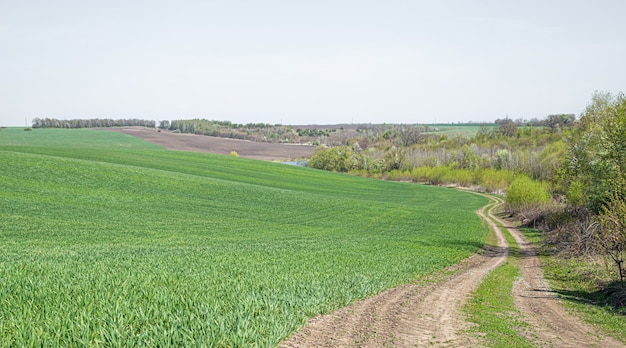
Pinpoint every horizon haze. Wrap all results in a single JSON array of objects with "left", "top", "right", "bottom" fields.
[{"left": 1, "top": 0, "right": 625, "bottom": 127}]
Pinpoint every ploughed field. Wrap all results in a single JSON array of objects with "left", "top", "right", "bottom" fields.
[{"left": 0, "top": 128, "right": 488, "bottom": 347}]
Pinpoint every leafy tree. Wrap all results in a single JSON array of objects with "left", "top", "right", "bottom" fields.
[
  {"left": 545, "top": 114, "right": 575, "bottom": 133},
  {"left": 307, "top": 146, "right": 355, "bottom": 172},
  {"left": 563, "top": 92, "right": 626, "bottom": 212}
]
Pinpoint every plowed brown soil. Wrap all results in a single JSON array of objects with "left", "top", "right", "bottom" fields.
[{"left": 101, "top": 127, "right": 315, "bottom": 160}]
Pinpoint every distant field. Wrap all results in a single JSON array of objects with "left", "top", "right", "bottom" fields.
[
  {"left": 295, "top": 123, "right": 494, "bottom": 138},
  {"left": 423, "top": 124, "right": 495, "bottom": 137},
  {"left": 0, "top": 128, "right": 488, "bottom": 346}
]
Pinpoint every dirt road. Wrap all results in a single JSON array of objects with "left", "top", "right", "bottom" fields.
[{"left": 280, "top": 195, "right": 624, "bottom": 347}]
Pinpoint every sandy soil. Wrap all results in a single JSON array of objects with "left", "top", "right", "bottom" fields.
[{"left": 100, "top": 127, "right": 316, "bottom": 161}]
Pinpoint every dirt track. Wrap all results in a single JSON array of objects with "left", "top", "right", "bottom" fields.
[
  {"left": 101, "top": 127, "right": 315, "bottom": 161},
  {"left": 280, "top": 196, "right": 624, "bottom": 347},
  {"left": 505, "top": 221, "right": 624, "bottom": 347}
]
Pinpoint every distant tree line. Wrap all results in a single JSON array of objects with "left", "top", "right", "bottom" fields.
[
  {"left": 308, "top": 119, "right": 569, "bottom": 188},
  {"left": 32, "top": 118, "right": 156, "bottom": 129},
  {"left": 165, "top": 119, "right": 308, "bottom": 144}
]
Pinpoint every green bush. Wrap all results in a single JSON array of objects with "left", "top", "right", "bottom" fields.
[
  {"left": 307, "top": 146, "right": 354, "bottom": 172},
  {"left": 506, "top": 175, "right": 551, "bottom": 213},
  {"left": 479, "top": 169, "right": 515, "bottom": 193}
]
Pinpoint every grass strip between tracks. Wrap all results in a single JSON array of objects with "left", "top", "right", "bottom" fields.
[{"left": 464, "top": 199, "right": 535, "bottom": 347}]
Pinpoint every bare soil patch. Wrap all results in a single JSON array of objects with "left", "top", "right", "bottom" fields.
[{"left": 100, "top": 127, "right": 315, "bottom": 161}]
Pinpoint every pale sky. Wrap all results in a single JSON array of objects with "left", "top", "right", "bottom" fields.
[{"left": 1, "top": 0, "right": 625, "bottom": 126}]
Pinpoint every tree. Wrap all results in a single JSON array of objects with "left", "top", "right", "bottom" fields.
[
  {"left": 396, "top": 125, "right": 423, "bottom": 147},
  {"left": 563, "top": 92, "right": 626, "bottom": 212},
  {"left": 545, "top": 114, "right": 575, "bottom": 133},
  {"left": 495, "top": 118, "right": 518, "bottom": 137},
  {"left": 307, "top": 146, "right": 355, "bottom": 172}
]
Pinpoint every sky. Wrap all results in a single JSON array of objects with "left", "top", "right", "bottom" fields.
[{"left": 1, "top": 0, "right": 625, "bottom": 126}]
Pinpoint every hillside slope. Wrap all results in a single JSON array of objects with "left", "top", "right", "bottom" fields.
[{"left": 0, "top": 128, "right": 488, "bottom": 346}]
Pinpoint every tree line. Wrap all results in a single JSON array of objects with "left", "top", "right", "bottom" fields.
[{"left": 32, "top": 118, "right": 156, "bottom": 128}]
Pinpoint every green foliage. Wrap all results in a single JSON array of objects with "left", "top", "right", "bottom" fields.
[
  {"left": 32, "top": 117, "right": 156, "bottom": 128},
  {"left": 494, "top": 149, "right": 510, "bottom": 170},
  {"left": 382, "top": 146, "right": 406, "bottom": 170},
  {"left": 159, "top": 120, "right": 170, "bottom": 129},
  {"left": 0, "top": 128, "right": 489, "bottom": 346},
  {"left": 167, "top": 119, "right": 304, "bottom": 143},
  {"left": 538, "top": 140, "right": 566, "bottom": 182},
  {"left": 505, "top": 175, "right": 551, "bottom": 213},
  {"left": 596, "top": 189, "right": 626, "bottom": 288},
  {"left": 564, "top": 91, "right": 626, "bottom": 212},
  {"left": 405, "top": 166, "right": 513, "bottom": 193},
  {"left": 479, "top": 169, "right": 516, "bottom": 193},
  {"left": 307, "top": 146, "right": 356, "bottom": 172}
]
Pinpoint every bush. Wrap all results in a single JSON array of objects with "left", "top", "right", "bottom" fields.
[
  {"left": 308, "top": 146, "right": 355, "bottom": 172},
  {"left": 505, "top": 175, "right": 551, "bottom": 214},
  {"left": 481, "top": 169, "right": 515, "bottom": 194}
]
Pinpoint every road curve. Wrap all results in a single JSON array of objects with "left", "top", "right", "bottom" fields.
[{"left": 280, "top": 195, "right": 509, "bottom": 347}]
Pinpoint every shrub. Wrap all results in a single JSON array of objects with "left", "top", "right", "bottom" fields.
[
  {"left": 595, "top": 191, "right": 626, "bottom": 288},
  {"left": 476, "top": 169, "right": 514, "bottom": 194},
  {"left": 505, "top": 175, "right": 551, "bottom": 214},
  {"left": 308, "top": 146, "right": 355, "bottom": 172}
]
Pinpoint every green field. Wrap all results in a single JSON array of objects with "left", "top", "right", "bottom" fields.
[
  {"left": 0, "top": 128, "right": 488, "bottom": 347},
  {"left": 423, "top": 123, "right": 495, "bottom": 137}
]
